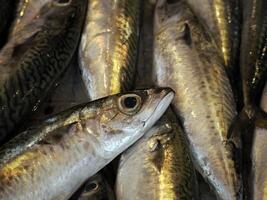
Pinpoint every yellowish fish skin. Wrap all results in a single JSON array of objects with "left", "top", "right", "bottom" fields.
[
  {"left": 185, "top": 0, "right": 240, "bottom": 73},
  {"left": 251, "top": 84, "right": 267, "bottom": 200},
  {"left": 116, "top": 109, "right": 199, "bottom": 200},
  {"left": 153, "top": 1, "right": 242, "bottom": 200},
  {"left": 79, "top": 0, "right": 141, "bottom": 100},
  {"left": 0, "top": 88, "right": 174, "bottom": 200}
]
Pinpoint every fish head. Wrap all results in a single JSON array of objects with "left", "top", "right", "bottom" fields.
[{"left": 89, "top": 88, "right": 174, "bottom": 159}]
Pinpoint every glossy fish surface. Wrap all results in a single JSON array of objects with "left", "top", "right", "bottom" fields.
[
  {"left": 240, "top": 0, "right": 267, "bottom": 108},
  {"left": 153, "top": 1, "right": 241, "bottom": 199},
  {"left": 185, "top": 0, "right": 241, "bottom": 78},
  {"left": 251, "top": 84, "right": 267, "bottom": 200},
  {"left": 0, "top": 88, "right": 174, "bottom": 200},
  {"left": 116, "top": 109, "right": 198, "bottom": 200},
  {"left": 79, "top": 0, "right": 141, "bottom": 100},
  {"left": 0, "top": 0, "right": 87, "bottom": 144}
]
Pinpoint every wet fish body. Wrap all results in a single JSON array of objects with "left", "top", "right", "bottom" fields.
[
  {"left": 185, "top": 0, "right": 241, "bottom": 79},
  {"left": 79, "top": 0, "right": 141, "bottom": 100},
  {"left": 153, "top": 1, "right": 241, "bottom": 199},
  {"left": 0, "top": 0, "right": 87, "bottom": 144},
  {"left": 240, "top": 0, "right": 267, "bottom": 108},
  {"left": 251, "top": 84, "right": 267, "bottom": 200},
  {"left": 0, "top": 88, "right": 174, "bottom": 200},
  {"left": 116, "top": 109, "right": 198, "bottom": 200}
]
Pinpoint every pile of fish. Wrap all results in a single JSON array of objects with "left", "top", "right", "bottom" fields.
[{"left": 0, "top": 0, "right": 266, "bottom": 199}]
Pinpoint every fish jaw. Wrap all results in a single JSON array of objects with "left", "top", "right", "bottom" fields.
[{"left": 91, "top": 88, "right": 175, "bottom": 160}]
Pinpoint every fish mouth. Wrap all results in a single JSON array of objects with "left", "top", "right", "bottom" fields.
[{"left": 144, "top": 89, "right": 174, "bottom": 129}]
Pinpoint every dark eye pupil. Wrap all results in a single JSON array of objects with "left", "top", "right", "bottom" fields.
[
  {"left": 57, "top": 0, "right": 69, "bottom": 3},
  {"left": 85, "top": 182, "right": 98, "bottom": 192},
  {"left": 124, "top": 97, "right": 137, "bottom": 108}
]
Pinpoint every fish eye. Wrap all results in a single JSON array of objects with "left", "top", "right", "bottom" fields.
[
  {"left": 84, "top": 181, "right": 99, "bottom": 192},
  {"left": 118, "top": 94, "right": 142, "bottom": 115},
  {"left": 53, "top": 0, "right": 71, "bottom": 6}
]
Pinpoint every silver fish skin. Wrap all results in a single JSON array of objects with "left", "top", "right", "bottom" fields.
[
  {"left": 0, "top": 0, "right": 87, "bottom": 144},
  {"left": 184, "top": 0, "right": 241, "bottom": 75},
  {"left": 251, "top": 84, "right": 267, "bottom": 200},
  {"left": 153, "top": 1, "right": 242, "bottom": 200},
  {"left": 79, "top": 0, "right": 141, "bottom": 100},
  {"left": 116, "top": 109, "right": 199, "bottom": 200},
  {"left": 0, "top": 88, "right": 174, "bottom": 200},
  {"left": 72, "top": 173, "right": 115, "bottom": 200}
]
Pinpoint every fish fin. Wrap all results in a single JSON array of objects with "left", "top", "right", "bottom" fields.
[{"left": 227, "top": 109, "right": 249, "bottom": 141}]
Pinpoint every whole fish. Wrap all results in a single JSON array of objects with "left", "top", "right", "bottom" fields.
[
  {"left": 79, "top": 0, "right": 141, "bottom": 100},
  {"left": 0, "top": 88, "right": 174, "bottom": 200},
  {"left": 70, "top": 173, "right": 115, "bottom": 200},
  {"left": 0, "top": 0, "right": 87, "bottom": 144},
  {"left": 185, "top": 0, "right": 241, "bottom": 84},
  {"left": 153, "top": 1, "right": 242, "bottom": 199},
  {"left": 0, "top": 0, "right": 16, "bottom": 47},
  {"left": 251, "top": 84, "right": 267, "bottom": 200},
  {"left": 116, "top": 109, "right": 199, "bottom": 200}
]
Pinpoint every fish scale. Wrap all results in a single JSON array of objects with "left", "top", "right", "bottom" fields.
[
  {"left": 79, "top": 0, "right": 141, "bottom": 100},
  {"left": 0, "top": 88, "right": 174, "bottom": 200},
  {"left": 0, "top": 0, "right": 87, "bottom": 144},
  {"left": 116, "top": 110, "right": 198, "bottom": 200},
  {"left": 153, "top": 1, "right": 241, "bottom": 199}
]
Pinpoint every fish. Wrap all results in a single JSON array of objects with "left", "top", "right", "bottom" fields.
[
  {"left": 0, "top": 88, "right": 174, "bottom": 200},
  {"left": 116, "top": 109, "right": 199, "bottom": 200},
  {"left": 0, "top": 0, "right": 87, "bottom": 144},
  {"left": 79, "top": 0, "right": 141, "bottom": 100},
  {"left": 184, "top": 0, "right": 241, "bottom": 94},
  {"left": 251, "top": 84, "right": 267, "bottom": 200},
  {"left": 0, "top": 0, "right": 16, "bottom": 47},
  {"left": 232, "top": 0, "right": 267, "bottom": 127},
  {"left": 8, "top": 0, "right": 53, "bottom": 38},
  {"left": 70, "top": 173, "right": 115, "bottom": 200},
  {"left": 153, "top": 1, "right": 242, "bottom": 199}
]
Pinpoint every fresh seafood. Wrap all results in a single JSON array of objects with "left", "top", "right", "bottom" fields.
[
  {"left": 79, "top": 0, "right": 141, "bottom": 100},
  {"left": 70, "top": 173, "right": 115, "bottom": 200},
  {"left": 185, "top": 0, "right": 241, "bottom": 82},
  {"left": 234, "top": 0, "right": 267, "bottom": 123},
  {"left": 153, "top": 1, "right": 242, "bottom": 199},
  {"left": 0, "top": 88, "right": 174, "bottom": 200},
  {"left": 0, "top": 0, "right": 87, "bottom": 144},
  {"left": 116, "top": 109, "right": 199, "bottom": 200},
  {"left": 251, "top": 84, "right": 267, "bottom": 200}
]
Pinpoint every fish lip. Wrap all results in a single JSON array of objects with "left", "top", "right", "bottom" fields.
[{"left": 143, "top": 89, "right": 174, "bottom": 128}]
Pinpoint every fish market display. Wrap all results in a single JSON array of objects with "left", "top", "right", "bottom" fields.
[
  {"left": 153, "top": 1, "right": 242, "bottom": 199},
  {"left": 70, "top": 173, "right": 115, "bottom": 200},
  {"left": 116, "top": 109, "right": 199, "bottom": 200},
  {"left": 79, "top": 0, "right": 141, "bottom": 100},
  {"left": 0, "top": 88, "right": 174, "bottom": 200},
  {"left": 185, "top": 0, "right": 241, "bottom": 82},
  {"left": 0, "top": 0, "right": 16, "bottom": 47},
  {"left": 0, "top": 0, "right": 87, "bottom": 144},
  {"left": 251, "top": 84, "right": 267, "bottom": 200}
]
